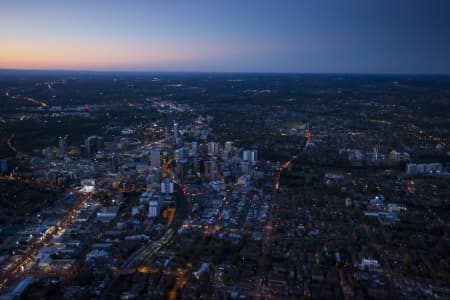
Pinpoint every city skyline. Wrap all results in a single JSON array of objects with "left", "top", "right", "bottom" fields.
[{"left": 1, "top": 0, "right": 450, "bottom": 74}]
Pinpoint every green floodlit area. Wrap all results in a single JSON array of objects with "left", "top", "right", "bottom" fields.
[{"left": 282, "top": 121, "right": 306, "bottom": 130}]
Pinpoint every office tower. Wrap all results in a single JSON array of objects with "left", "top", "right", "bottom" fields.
[
  {"left": 208, "top": 142, "right": 219, "bottom": 156},
  {"left": 243, "top": 149, "right": 257, "bottom": 163},
  {"left": 85, "top": 136, "right": 96, "bottom": 157},
  {"left": 148, "top": 195, "right": 161, "bottom": 218},
  {"left": 161, "top": 177, "right": 174, "bottom": 194},
  {"left": 150, "top": 148, "right": 161, "bottom": 168},
  {"left": 176, "top": 159, "right": 189, "bottom": 183},
  {"left": 225, "top": 141, "right": 233, "bottom": 151},
  {"left": 85, "top": 136, "right": 103, "bottom": 157},
  {"left": 110, "top": 154, "right": 120, "bottom": 173},
  {"left": 174, "top": 122, "right": 180, "bottom": 144}
]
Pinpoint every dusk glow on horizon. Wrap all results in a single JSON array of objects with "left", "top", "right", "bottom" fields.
[{"left": 1, "top": 0, "right": 450, "bottom": 73}]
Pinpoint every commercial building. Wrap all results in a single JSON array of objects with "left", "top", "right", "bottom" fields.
[
  {"left": 150, "top": 148, "right": 161, "bottom": 168},
  {"left": 243, "top": 149, "right": 257, "bottom": 164},
  {"left": 406, "top": 163, "right": 443, "bottom": 176},
  {"left": 161, "top": 178, "right": 174, "bottom": 194},
  {"left": 208, "top": 142, "right": 220, "bottom": 156}
]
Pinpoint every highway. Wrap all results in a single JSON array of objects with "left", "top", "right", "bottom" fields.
[{"left": 3, "top": 90, "right": 48, "bottom": 108}]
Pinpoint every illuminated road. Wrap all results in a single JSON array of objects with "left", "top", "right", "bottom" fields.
[
  {"left": 23, "top": 97, "right": 49, "bottom": 108},
  {"left": 3, "top": 90, "right": 49, "bottom": 108},
  {"left": 0, "top": 192, "right": 93, "bottom": 292},
  {"left": 260, "top": 159, "right": 292, "bottom": 296},
  {"left": 304, "top": 129, "right": 312, "bottom": 152}
]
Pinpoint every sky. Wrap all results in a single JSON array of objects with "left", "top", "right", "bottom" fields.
[{"left": 1, "top": 0, "right": 450, "bottom": 74}]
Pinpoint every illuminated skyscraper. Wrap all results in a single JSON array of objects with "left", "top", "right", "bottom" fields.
[{"left": 174, "top": 122, "right": 180, "bottom": 144}]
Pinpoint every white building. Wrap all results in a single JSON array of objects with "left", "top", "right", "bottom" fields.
[
  {"left": 174, "top": 122, "right": 180, "bottom": 143},
  {"left": 148, "top": 199, "right": 160, "bottom": 218},
  {"left": 359, "top": 258, "right": 380, "bottom": 271},
  {"left": 243, "top": 149, "right": 257, "bottom": 163},
  {"left": 208, "top": 142, "right": 220, "bottom": 156},
  {"left": 80, "top": 178, "right": 95, "bottom": 193},
  {"left": 406, "top": 162, "right": 443, "bottom": 176},
  {"left": 161, "top": 178, "right": 174, "bottom": 194}
]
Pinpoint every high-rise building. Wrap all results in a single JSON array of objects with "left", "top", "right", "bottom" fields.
[
  {"left": 176, "top": 159, "right": 189, "bottom": 183},
  {"left": 85, "top": 136, "right": 103, "bottom": 157},
  {"left": 161, "top": 177, "right": 174, "bottom": 194},
  {"left": 148, "top": 195, "right": 161, "bottom": 218},
  {"left": 110, "top": 154, "right": 120, "bottom": 173},
  {"left": 150, "top": 148, "right": 161, "bottom": 168},
  {"left": 164, "top": 126, "right": 169, "bottom": 140},
  {"left": 85, "top": 136, "right": 96, "bottom": 157},
  {"left": 174, "top": 122, "right": 180, "bottom": 144},
  {"left": 146, "top": 173, "right": 158, "bottom": 191},
  {"left": 208, "top": 142, "right": 219, "bottom": 156},
  {"left": 243, "top": 149, "right": 257, "bottom": 163},
  {"left": 225, "top": 141, "right": 233, "bottom": 151}
]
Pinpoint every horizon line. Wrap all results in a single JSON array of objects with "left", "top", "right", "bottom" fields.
[{"left": 0, "top": 68, "right": 449, "bottom": 77}]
